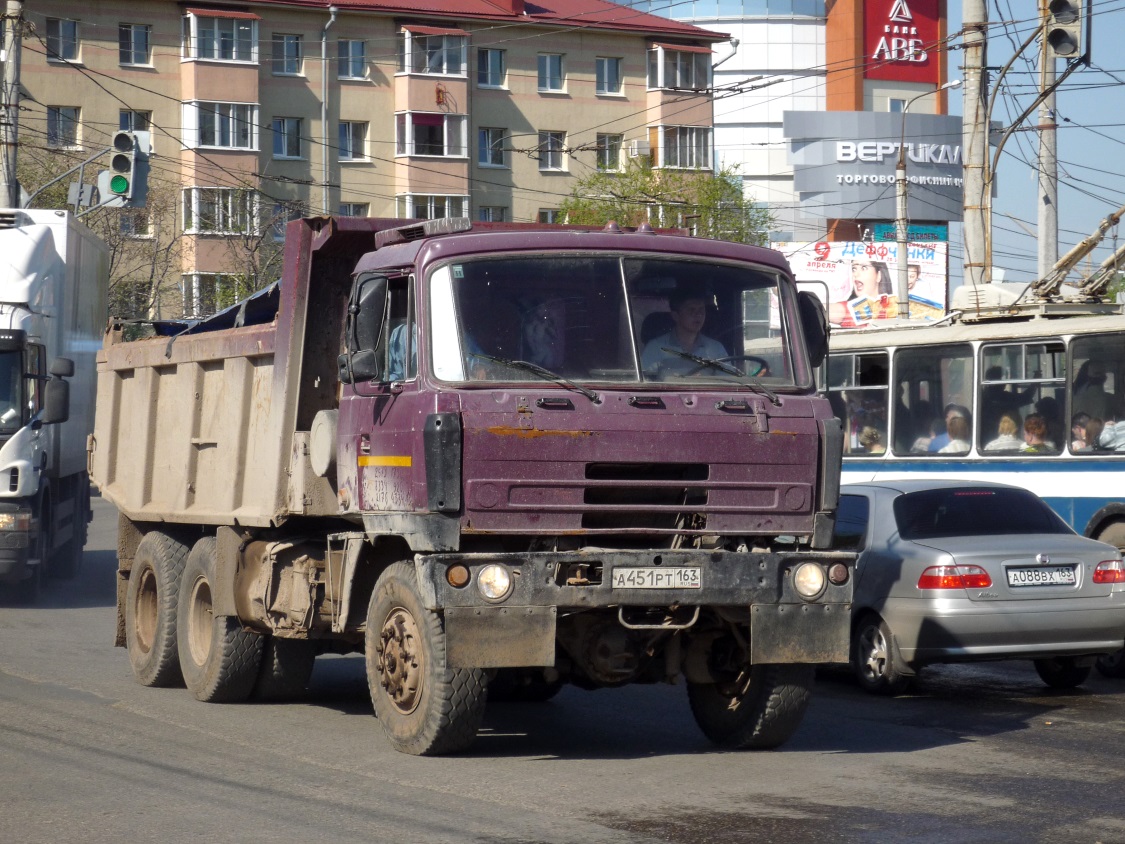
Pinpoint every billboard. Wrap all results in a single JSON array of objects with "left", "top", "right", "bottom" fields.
[
  {"left": 865, "top": 0, "right": 941, "bottom": 85},
  {"left": 775, "top": 240, "right": 948, "bottom": 329},
  {"left": 784, "top": 111, "right": 963, "bottom": 222}
]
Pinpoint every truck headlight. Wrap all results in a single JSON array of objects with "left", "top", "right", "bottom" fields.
[
  {"left": 477, "top": 564, "right": 513, "bottom": 601},
  {"left": 0, "top": 511, "right": 31, "bottom": 531},
  {"left": 793, "top": 562, "right": 826, "bottom": 600}
]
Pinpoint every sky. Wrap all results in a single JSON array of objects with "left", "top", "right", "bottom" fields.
[{"left": 947, "top": 0, "right": 1125, "bottom": 288}]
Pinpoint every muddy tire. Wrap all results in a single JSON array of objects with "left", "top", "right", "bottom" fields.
[
  {"left": 852, "top": 614, "right": 912, "bottom": 695},
  {"left": 125, "top": 531, "right": 189, "bottom": 686},
  {"left": 177, "top": 537, "right": 263, "bottom": 702},
  {"left": 50, "top": 536, "right": 83, "bottom": 581},
  {"left": 687, "top": 664, "right": 815, "bottom": 750},
  {"left": 366, "top": 562, "right": 487, "bottom": 756},
  {"left": 252, "top": 637, "right": 317, "bottom": 701},
  {"left": 1033, "top": 656, "right": 1091, "bottom": 690}
]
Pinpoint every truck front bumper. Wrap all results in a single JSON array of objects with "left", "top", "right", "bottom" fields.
[
  {"left": 0, "top": 533, "right": 32, "bottom": 582},
  {"left": 415, "top": 548, "right": 855, "bottom": 668}
]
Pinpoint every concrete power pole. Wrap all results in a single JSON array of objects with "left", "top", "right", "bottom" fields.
[
  {"left": 1037, "top": 1, "right": 1059, "bottom": 279},
  {"left": 962, "top": 0, "right": 989, "bottom": 287},
  {"left": 0, "top": 0, "right": 22, "bottom": 208}
]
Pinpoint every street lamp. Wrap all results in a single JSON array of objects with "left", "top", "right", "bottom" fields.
[{"left": 896, "top": 79, "right": 961, "bottom": 318}]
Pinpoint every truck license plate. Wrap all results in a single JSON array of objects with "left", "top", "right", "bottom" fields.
[
  {"left": 611, "top": 567, "right": 701, "bottom": 589},
  {"left": 1006, "top": 565, "right": 1076, "bottom": 587}
]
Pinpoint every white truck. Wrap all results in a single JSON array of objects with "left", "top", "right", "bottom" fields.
[{"left": 0, "top": 209, "right": 108, "bottom": 601}]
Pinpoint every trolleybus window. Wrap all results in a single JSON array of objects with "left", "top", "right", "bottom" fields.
[{"left": 891, "top": 344, "right": 972, "bottom": 456}]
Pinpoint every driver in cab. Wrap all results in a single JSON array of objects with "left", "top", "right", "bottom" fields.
[{"left": 641, "top": 288, "right": 727, "bottom": 377}]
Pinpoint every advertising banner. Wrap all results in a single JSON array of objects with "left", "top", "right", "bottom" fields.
[
  {"left": 865, "top": 0, "right": 941, "bottom": 84},
  {"left": 775, "top": 240, "right": 948, "bottom": 328}
]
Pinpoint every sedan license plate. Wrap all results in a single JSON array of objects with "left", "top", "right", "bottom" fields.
[
  {"left": 611, "top": 567, "right": 701, "bottom": 589},
  {"left": 1006, "top": 565, "right": 1076, "bottom": 587}
]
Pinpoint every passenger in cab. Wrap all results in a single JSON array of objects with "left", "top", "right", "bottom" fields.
[{"left": 641, "top": 289, "right": 727, "bottom": 377}]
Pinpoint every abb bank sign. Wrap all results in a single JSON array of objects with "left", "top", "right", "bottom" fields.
[{"left": 865, "top": 0, "right": 940, "bottom": 84}]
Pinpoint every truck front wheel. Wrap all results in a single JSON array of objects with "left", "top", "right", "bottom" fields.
[
  {"left": 366, "top": 562, "right": 487, "bottom": 755},
  {"left": 687, "top": 663, "right": 815, "bottom": 750},
  {"left": 176, "top": 537, "right": 263, "bottom": 702},
  {"left": 125, "top": 531, "right": 189, "bottom": 686}
]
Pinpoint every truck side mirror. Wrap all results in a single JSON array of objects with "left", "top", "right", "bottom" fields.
[
  {"left": 49, "top": 357, "right": 75, "bottom": 378},
  {"left": 797, "top": 291, "right": 828, "bottom": 368},
  {"left": 348, "top": 275, "right": 388, "bottom": 353},
  {"left": 337, "top": 349, "right": 381, "bottom": 384},
  {"left": 42, "top": 377, "right": 70, "bottom": 425}
]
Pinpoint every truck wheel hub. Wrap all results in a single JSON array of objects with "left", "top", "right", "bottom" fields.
[{"left": 377, "top": 608, "right": 422, "bottom": 714}]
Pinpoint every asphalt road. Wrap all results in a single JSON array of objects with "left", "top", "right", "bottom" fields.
[{"left": 1, "top": 496, "right": 1124, "bottom": 844}]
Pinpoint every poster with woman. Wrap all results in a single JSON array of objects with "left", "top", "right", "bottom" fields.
[{"left": 776, "top": 241, "right": 947, "bottom": 329}]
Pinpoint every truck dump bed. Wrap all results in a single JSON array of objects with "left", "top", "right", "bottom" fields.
[{"left": 90, "top": 217, "right": 393, "bottom": 526}]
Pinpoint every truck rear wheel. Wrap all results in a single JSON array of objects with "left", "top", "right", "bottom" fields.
[
  {"left": 177, "top": 537, "right": 263, "bottom": 702},
  {"left": 252, "top": 637, "right": 317, "bottom": 701},
  {"left": 366, "top": 562, "right": 487, "bottom": 755},
  {"left": 125, "top": 531, "right": 189, "bottom": 686},
  {"left": 687, "top": 664, "right": 814, "bottom": 749}
]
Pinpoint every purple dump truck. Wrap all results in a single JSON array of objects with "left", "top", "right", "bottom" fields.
[{"left": 91, "top": 218, "right": 853, "bottom": 755}]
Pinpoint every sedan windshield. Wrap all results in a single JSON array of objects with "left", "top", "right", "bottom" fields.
[
  {"left": 894, "top": 487, "right": 1072, "bottom": 540},
  {"left": 429, "top": 254, "right": 796, "bottom": 387}
]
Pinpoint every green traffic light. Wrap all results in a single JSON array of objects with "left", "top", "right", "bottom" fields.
[{"left": 110, "top": 174, "right": 130, "bottom": 195}]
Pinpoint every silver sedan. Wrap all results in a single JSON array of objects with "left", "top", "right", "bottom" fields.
[{"left": 838, "top": 480, "right": 1125, "bottom": 694}]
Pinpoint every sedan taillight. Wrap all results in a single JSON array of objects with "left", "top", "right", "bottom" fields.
[
  {"left": 917, "top": 565, "right": 993, "bottom": 590},
  {"left": 1093, "top": 560, "right": 1125, "bottom": 584}
]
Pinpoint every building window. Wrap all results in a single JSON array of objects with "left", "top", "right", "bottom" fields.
[
  {"left": 339, "top": 39, "right": 366, "bottom": 78},
  {"left": 596, "top": 133, "right": 622, "bottom": 171},
  {"left": 270, "top": 203, "right": 304, "bottom": 240},
  {"left": 46, "top": 18, "right": 79, "bottom": 61},
  {"left": 183, "top": 187, "right": 257, "bottom": 234},
  {"left": 596, "top": 57, "right": 623, "bottom": 95},
  {"left": 478, "top": 206, "right": 507, "bottom": 222},
  {"left": 538, "top": 53, "right": 565, "bottom": 92},
  {"left": 395, "top": 112, "right": 466, "bottom": 157},
  {"left": 185, "top": 13, "right": 257, "bottom": 63},
  {"left": 889, "top": 98, "right": 906, "bottom": 113},
  {"left": 397, "top": 31, "right": 465, "bottom": 76},
  {"left": 272, "top": 118, "right": 302, "bottom": 158},
  {"left": 120, "top": 110, "right": 151, "bottom": 133},
  {"left": 648, "top": 46, "right": 711, "bottom": 91},
  {"left": 339, "top": 121, "right": 367, "bottom": 160},
  {"left": 396, "top": 194, "right": 467, "bottom": 220},
  {"left": 478, "top": 127, "right": 507, "bottom": 167},
  {"left": 119, "top": 209, "right": 152, "bottom": 238},
  {"left": 186, "top": 102, "right": 257, "bottom": 149},
  {"left": 47, "top": 106, "right": 79, "bottom": 148},
  {"left": 339, "top": 203, "right": 369, "bottom": 217},
  {"left": 538, "top": 130, "right": 565, "bottom": 171},
  {"left": 538, "top": 209, "right": 561, "bottom": 224},
  {"left": 478, "top": 48, "right": 505, "bottom": 87},
  {"left": 119, "top": 24, "right": 151, "bottom": 65},
  {"left": 272, "top": 34, "right": 302, "bottom": 75},
  {"left": 662, "top": 126, "right": 712, "bottom": 169},
  {"left": 183, "top": 273, "right": 254, "bottom": 319}
]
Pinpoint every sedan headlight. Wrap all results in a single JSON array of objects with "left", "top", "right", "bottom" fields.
[
  {"left": 792, "top": 562, "right": 826, "bottom": 599},
  {"left": 477, "top": 564, "right": 513, "bottom": 601}
]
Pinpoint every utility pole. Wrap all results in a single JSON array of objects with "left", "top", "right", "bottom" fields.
[
  {"left": 1038, "top": 0, "right": 1059, "bottom": 278},
  {"left": 0, "top": 0, "right": 22, "bottom": 208},
  {"left": 962, "top": 0, "right": 989, "bottom": 287}
]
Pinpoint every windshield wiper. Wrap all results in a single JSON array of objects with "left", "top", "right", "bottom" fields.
[
  {"left": 659, "top": 348, "right": 781, "bottom": 406},
  {"left": 472, "top": 354, "right": 601, "bottom": 403}
]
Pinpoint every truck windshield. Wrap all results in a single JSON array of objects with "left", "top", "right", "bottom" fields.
[
  {"left": 430, "top": 254, "right": 797, "bottom": 387},
  {"left": 0, "top": 351, "right": 22, "bottom": 432}
]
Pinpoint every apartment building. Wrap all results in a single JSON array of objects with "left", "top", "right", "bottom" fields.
[{"left": 20, "top": 0, "right": 721, "bottom": 317}]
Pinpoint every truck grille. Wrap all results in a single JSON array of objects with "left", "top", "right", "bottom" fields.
[{"left": 581, "top": 463, "right": 708, "bottom": 530}]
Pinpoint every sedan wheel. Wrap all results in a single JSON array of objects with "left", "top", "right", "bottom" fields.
[
  {"left": 1033, "top": 657, "right": 1091, "bottom": 690},
  {"left": 1095, "top": 648, "right": 1125, "bottom": 679},
  {"left": 853, "top": 615, "right": 911, "bottom": 695}
]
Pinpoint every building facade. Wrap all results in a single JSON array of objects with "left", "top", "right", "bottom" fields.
[{"left": 19, "top": 0, "right": 720, "bottom": 318}]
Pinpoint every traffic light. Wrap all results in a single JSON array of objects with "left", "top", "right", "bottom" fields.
[
  {"left": 97, "top": 130, "right": 149, "bottom": 208},
  {"left": 1045, "top": 0, "right": 1088, "bottom": 61},
  {"left": 109, "top": 131, "right": 137, "bottom": 199}
]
